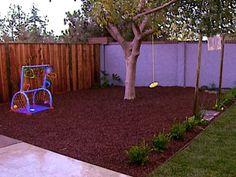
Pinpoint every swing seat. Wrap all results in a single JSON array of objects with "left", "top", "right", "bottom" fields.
[{"left": 149, "top": 81, "right": 159, "bottom": 89}]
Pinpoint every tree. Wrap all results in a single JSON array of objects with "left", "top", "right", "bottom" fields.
[
  {"left": 0, "top": 4, "right": 56, "bottom": 42},
  {"left": 0, "top": 4, "right": 29, "bottom": 41},
  {"left": 89, "top": 0, "right": 178, "bottom": 100},
  {"left": 27, "top": 4, "right": 54, "bottom": 42},
  {"left": 0, "top": 17, "right": 6, "bottom": 41},
  {"left": 169, "top": 1, "right": 236, "bottom": 37},
  {"left": 61, "top": 0, "right": 108, "bottom": 43},
  {"left": 61, "top": 9, "right": 108, "bottom": 42}
]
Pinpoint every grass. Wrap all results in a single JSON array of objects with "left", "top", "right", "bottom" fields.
[{"left": 149, "top": 104, "right": 236, "bottom": 177}]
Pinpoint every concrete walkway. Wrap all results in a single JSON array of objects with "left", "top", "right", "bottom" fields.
[{"left": 0, "top": 135, "right": 130, "bottom": 177}]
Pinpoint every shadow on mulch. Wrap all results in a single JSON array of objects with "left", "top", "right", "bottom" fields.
[{"left": 0, "top": 86, "right": 216, "bottom": 177}]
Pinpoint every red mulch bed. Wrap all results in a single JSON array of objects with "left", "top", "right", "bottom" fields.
[{"left": 0, "top": 87, "right": 216, "bottom": 177}]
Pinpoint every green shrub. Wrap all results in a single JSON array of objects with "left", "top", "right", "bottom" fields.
[
  {"left": 126, "top": 143, "right": 149, "bottom": 165},
  {"left": 194, "top": 109, "right": 205, "bottom": 120},
  {"left": 215, "top": 89, "right": 236, "bottom": 111},
  {"left": 170, "top": 123, "right": 186, "bottom": 140},
  {"left": 100, "top": 71, "right": 122, "bottom": 88},
  {"left": 232, "top": 88, "right": 236, "bottom": 97},
  {"left": 209, "top": 82, "right": 216, "bottom": 90},
  {"left": 152, "top": 133, "right": 169, "bottom": 152},
  {"left": 197, "top": 118, "right": 209, "bottom": 126},
  {"left": 215, "top": 99, "right": 224, "bottom": 111},
  {"left": 100, "top": 70, "right": 110, "bottom": 88},
  {"left": 184, "top": 116, "right": 197, "bottom": 131},
  {"left": 111, "top": 73, "right": 122, "bottom": 85}
]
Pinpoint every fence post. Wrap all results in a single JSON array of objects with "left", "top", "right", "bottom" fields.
[
  {"left": 183, "top": 42, "right": 187, "bottom": 87},
  {"left": 4, "top": 43, "right": 13, "bottom": 99},
  {"left": 177, "top": 42, "right": 185, "bottom": 87},
  {"left": 100, "top": 44, "right": 106, "bottom": 72},
  {"left": 95, "top": 44, "right": 101, "bottom": 84},
  {"left": 67, "top": 44, "right": 73, "bottom": 92}
]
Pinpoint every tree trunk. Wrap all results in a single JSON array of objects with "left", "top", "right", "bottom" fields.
[{"left": 124, "top": 56, "right": 138, "bottom": 100}]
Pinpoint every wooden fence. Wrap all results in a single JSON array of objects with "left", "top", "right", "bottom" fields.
[{"left": 0, "top": 43, "right": 100, "bottom": 103}]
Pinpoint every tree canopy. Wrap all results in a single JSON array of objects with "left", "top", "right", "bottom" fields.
[
  {"left": 89, "top": 0, "right": 176, "bottom": 41},
  {"left": 0, "top": 4, "right": 56, "bottom": 42},
  {"left": 61, "top": 8, "right": 108, "bottom": 42},
  {"left": 168, "top": 0, "right": 236, "bottom": 38}
]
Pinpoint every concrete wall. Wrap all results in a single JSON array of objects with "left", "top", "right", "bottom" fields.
[{"left": 101, "top": 42, "right": 236, "bottom": 88}]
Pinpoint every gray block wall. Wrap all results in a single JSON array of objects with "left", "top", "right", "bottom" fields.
[{"left": 100, "top": 42, "right": 236, "bottom": 88}]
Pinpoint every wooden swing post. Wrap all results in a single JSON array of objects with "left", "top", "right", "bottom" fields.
[
  {"left": 193, "top": 33, "right": 203, "bottom": 116},
  {"left": 218, "top": 34, "right": 225, "bottom": 98}
]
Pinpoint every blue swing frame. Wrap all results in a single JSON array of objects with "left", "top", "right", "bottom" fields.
[{"left": 10, "top": 65, "right": 53, "bottom": 115}]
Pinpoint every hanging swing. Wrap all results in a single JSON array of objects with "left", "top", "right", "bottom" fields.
[{"left": 149, "top": 34, "right": 159, "bottom": 89}]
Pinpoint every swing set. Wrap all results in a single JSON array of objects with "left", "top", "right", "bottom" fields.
[{"left": 10, "top": 64, "right": 56, "bottom": 115}]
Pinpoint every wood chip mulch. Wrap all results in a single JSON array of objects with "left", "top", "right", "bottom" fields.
[{"left": 0, "top": 86, "right": 216, "bottom": 177}]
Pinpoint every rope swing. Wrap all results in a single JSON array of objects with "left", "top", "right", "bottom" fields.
[{"left": 149, "top": 34, "right": 159, "bottom": 89}]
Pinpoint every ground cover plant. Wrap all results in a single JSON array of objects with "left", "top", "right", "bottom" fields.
[
  {"left": 169, "top": 123, "right": 186, "bottom": 140},
  {"left": 184, "top": 116, "right": 197, "bottom": 132},
  {"left": 215, "top": 87, "right": 236, "bottom": 111},
  {"left": 126, "top": 142, "right": 150, "bottom": 165},
  {"left": 0, "top": 87, "right": 216, "bottom": 177},
  {"left": 152, "top": 133, "right": 169, "bottom": 152},
  {"left": 149, "top": 103, "right": 236, "bottom": 177}
]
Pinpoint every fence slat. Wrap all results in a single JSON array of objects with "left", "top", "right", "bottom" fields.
[
  {"left": 77, "top": 45, "right": 83, "bottom": 89},
  {"left": 0, "top": 45, "right": 9, "bottom": 102},
  {"left": 65, "top": 44, "right": 70, "bottom": 92},
  {"left": 86, "top": 44, "right": 92, "bottom": 89},
  {"left": 94, "top": 45, "right": 101, "bottom": 84},
  {"left": 71, "top": 44, "right": 77, "bottom": 91},
  {"left": 0, "top": 43, "right": 100, "bottom": 103}
]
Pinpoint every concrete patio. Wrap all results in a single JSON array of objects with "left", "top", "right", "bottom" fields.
[{"left": 0, "top": 135, "right": 130, "bottom": 177}]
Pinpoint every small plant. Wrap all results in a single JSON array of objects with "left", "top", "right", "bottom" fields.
[
  {"left": 194, "top": 109, "right": 205, "bottom": 120},
  {"left": 197, "top": 118, "right": 209, "bottom": 126},
  {"left": 192, "top": 108, "right": 210, "bottom": 126},
  {"left": 100, "top": 71, "right": 122, "bottom": 88},
  {"left": 170, "top": 123, "right": 186, "bottom": 140},
  {"left": 215, "top": 98, "right": 224, "bottom": 111},
  {"left": 184, "top": 116, "right": 197, "bottom": 131},
  {"left": 209, "top": 82, "right": 216, "bottom": 91},
  {"left": 100, "top": 70, "right": 110, "bottom": 88},
  {"left": 126, "top": 143, "right": 150, "bottom": 165},
  {"left": 231, "top": 88, "right": 236, "bottom": 97},
  {"left": 152, "top": 133, "right": 169, "bottom": 152},
  {"left": 215, "top": 88, "right": 236, "bottom": 111},
  {"left": 111, "top": 73, "right": 122, "bottom": 85},
  {"left": 200, "top": 85, "right": 208, "bottom": 91}
]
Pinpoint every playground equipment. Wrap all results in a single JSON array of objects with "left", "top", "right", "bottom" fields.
[
  {"left": 10, "top": 64, "right": 54, "bottom": 115},
  {"left": 149, "top": 34, "right": 159, "bottom": 89}
]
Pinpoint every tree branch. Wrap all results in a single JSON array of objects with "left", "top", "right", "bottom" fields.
[
  {"left": 106, "top": 23, "right": 127, "bottom": 49},
  {"left": 139, "top": 16, "right": 149, "bottom": 32},
  {"left": 138, "top": 0, "right": 146, "bottom": 12},
  {"left": 132, "top": 23, "right": 141, "bottom": 39},
  {"left": 130, "top": 38, "right": 142, "bottom": 58},
  {"left": 141, "top": 29, "right": 156, "bottom": 39},
  {"left": 133, "top": 0, "right": 178, "bottom": 20},
  {"left": 106, "top": 26, "right": 118, "bottom": 41}
]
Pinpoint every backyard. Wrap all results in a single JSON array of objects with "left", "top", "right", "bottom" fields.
[
  {"left": 1, "top": 1, "right": 236, "bottom": 177},
  {"left": 0, "top": 86, "right": 216, "bottom": 177}
]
